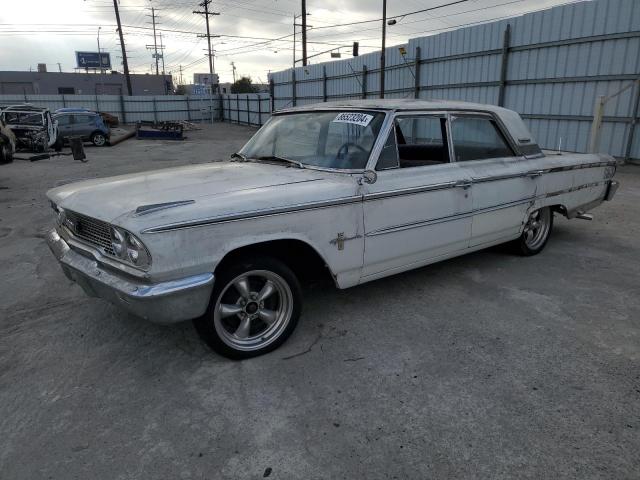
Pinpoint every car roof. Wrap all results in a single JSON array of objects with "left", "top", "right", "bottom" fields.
[
  {"left": 3, "top": 104, "right": 48, "bottom": 112},
  {"left": 55, "top": 108, "right": 93, "bottom": 113},
  {"left": 277, "top": 98, "right": 513, "bottom": 115},
  {"left": 276, "top": 99, "right": 540, "bottom": 151}
]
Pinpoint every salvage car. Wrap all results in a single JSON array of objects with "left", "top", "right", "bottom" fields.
[
  {"left": 46, "top": 99, "right": 619, "bottom": 359},
  {"left": 1, "top": 104, "right": 60, "bottom": 152}
]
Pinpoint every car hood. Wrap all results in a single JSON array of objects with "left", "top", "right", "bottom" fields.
[{"left": 47, "top": 161, "right": 357, "bottom": 231}]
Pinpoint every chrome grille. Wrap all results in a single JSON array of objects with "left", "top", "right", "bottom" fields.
[{"left": 64, "top": 210, "right": 115, "bottom": 256}]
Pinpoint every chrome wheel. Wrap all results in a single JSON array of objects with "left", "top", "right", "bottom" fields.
[
  {"left": 523, "top": 208, "right": 551, "bottom": 250},
  {"left": 213, "top": 270, "right": 293, "bottom": 352},
  {"left": 92, "top": 133, "right": 106, "bottom": 146}
]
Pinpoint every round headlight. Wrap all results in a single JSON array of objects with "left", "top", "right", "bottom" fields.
[
  {"left": 126, "top": 233, "right": 151, "bottom": 268},
  {"left": 110, "top": 227, "right": 126, "bottom": 258}
]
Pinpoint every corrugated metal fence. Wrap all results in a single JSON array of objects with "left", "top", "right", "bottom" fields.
[
  {"left": 265, "top": 0, "right": 640, "bottom": 160},
  {"left": 0, "top": 94, "right": 220, "bottom": 123}
]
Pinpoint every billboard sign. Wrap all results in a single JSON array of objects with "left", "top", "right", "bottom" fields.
[{"left": 75, "top": 51, "right": 111, "bottom": 70}]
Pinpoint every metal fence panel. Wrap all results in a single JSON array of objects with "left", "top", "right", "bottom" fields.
[{"left": 267, "top": 0, "right": 640, "bottom": 160}]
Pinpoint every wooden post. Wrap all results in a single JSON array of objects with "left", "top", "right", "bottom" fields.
[
  {"left": 322, "top": 65, "right": 328, "bottom": 102},
  {"left": 257, "top": 94, "right": 262, "bottom": 125},
  {"left": 414, "top": 46, "right": 421, "bottom": 99},
  {"left": 497, "top": 24, "right": 511, "bottom": 107},
  {"left": 362, "top": 65, "right": 368, "bottom": 99},
  {"left": 292, "top": 69, "right": 297, "bottom": 107}
]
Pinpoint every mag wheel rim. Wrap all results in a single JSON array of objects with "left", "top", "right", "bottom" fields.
[
  {"left": 213, "top": 270, "right": 293, "bottom": 351},
  {"left": 524, "top": 208, "right": 551, "bottom": 250}
]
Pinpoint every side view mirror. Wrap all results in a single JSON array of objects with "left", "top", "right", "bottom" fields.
[{"left": 359, "top": 170, "right": 377, "bottom": 185}]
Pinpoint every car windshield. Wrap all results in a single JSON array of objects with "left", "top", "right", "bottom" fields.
[
  {"left": 239, "top": 111, "right": 386, "bottom": 170},
  {"left": 3, "top": 111, "right": 44, "bottom": 126}
]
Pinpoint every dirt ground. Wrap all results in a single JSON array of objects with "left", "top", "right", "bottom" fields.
[{"left": 1, "top": 123, "right": 639, "bottom": 479}]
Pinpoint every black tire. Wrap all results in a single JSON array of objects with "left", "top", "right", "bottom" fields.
[
  {"left": 194, "top": 255, "right": 302, "bottom": 360},
  {"left": 90, "top": 131, "right": 107, "bottom": 147},
  {"left": 0, "top": 143, "right": 13, "bottom": 164},
  {"left": 513, "top": 207, "right": 554, "bottom": 256},
  {"left": 53, "top": 136, "right": 64, "bottom": 152}
]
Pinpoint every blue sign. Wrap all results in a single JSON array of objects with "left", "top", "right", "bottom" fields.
[{"left": 75, "top": 51, "right": 111, "bottom": 70}]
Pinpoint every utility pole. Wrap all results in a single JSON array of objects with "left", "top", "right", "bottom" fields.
[
  {"left": 193, "top": 0, "right": 220, "bottom": 77},
  {"left": 301, "top": 0, "right": 308, "bottom": 66},
  {"left": 112, "top": 0, "right": 132, "bottom": 95},
  {"left": 178, "top": 65, "right": 184, "bottom": 85},
  {"left": 147, "top": 7, "right": 160, "bottom": 75},
  {"left": 231, "top": 61, "right": 237, "bottom": 83},
  {"left": 159, "top": 32, "right": 165, "bottom": 75},
  {"left": 380, "top": 0, "right": 387, "bottom": 99}
]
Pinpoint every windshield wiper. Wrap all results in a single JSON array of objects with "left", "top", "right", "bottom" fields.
[
  {"left": 230, "top": 152, "right": 247, "bottom": 162},
  {"left": 254, "top": 155, "right": 304, "bottom": 169}
]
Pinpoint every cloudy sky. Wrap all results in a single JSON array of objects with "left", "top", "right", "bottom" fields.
[{"left": 0, "top": 0, "right": 579, "bottom": 84}]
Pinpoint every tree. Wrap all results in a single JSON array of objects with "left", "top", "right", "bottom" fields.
[{"left": 231, "top": 76, "right": 257, "bottom": 94}]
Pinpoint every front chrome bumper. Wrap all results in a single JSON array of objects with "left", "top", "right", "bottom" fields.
[{"left": 46, "top": 229, "right": 214, "bottom": 324}]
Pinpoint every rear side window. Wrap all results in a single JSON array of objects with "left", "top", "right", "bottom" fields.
[
  {"left": 394, "top": 116, "right": 450, "bottom": 168},
  {"left": 451, "top": 116, "right": 514, "bottom": 162}
]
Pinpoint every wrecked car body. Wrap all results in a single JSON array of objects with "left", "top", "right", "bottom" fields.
[
  {"left": 1, "top": 104, "right": 59, "bottom": 152},
  {"left": 45, "top": 99, "right": 619, "bottom": 358}
]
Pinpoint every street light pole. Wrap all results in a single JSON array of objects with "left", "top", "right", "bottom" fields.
[
  {"left": 97, "top": 26, "right": 102, "bottom": 73},
  {"left": 380, "top": 0, "right": 387, "bottom": 99}
]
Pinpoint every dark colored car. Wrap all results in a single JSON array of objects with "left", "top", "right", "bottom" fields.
[{"left": 53, "top": 110, "right": 110, "bottom": 147}]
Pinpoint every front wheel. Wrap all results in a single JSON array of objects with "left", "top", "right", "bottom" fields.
[
  {"left": 514, "top": 207, "right": 553, "bottom": 256},
  {"left": 194, "top": 256, "right": 302, "bottom": 359}
]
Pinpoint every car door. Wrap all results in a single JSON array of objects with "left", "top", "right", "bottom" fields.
[
  {"left": 55, "top": 114, "right": 73, "bottom": 139},
  {"left": 361, "top": 112, "right": 473, "bottom": 280},
  {"left": 448, "top": 113, "right": 538, "bottom": 247}
]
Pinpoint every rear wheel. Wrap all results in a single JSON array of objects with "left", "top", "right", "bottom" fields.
[
  {"left": 194, "top": 256, "right": 302, "bottom": 359},
  {"left": 514, "top": 207, "right": 553, "bottom": 256},
  {"left": 90, "top": 132, "right": 107, "bottom": 147}
]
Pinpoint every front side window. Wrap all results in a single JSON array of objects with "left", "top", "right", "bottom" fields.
[
  {"left": 451, "top": 116, "right": 514, "bottom": 162},
  {"left": 239, "top": 111, "right": 385, "bottom": 170},
  {"left": 55, "top": 115, "right": 71, "bottom": 126}
]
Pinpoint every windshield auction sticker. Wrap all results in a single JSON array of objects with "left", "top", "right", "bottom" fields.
[{"left": 332, "top": 112, "right": 374, "bottom": 127}]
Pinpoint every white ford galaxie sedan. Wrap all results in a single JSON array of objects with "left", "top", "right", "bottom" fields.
[{"left": 46, "top": 100, "right": 619, "bottom": 358}]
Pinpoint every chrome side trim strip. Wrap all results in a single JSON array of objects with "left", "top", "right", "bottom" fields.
[
  {"left": 143, "top": 175, "right": 611, "bottom": 234},
  {"left": 543, "top": 180, "right": 608, "bottom": 198},
  {"left": 364, "top": 181, "right": 457, "bottom": 201},
  {"left": 366, "top": 196, "right": 535, "bottom": 237},
  {"left": 142, "top": 195, "right": 362, "bottom": 233}
]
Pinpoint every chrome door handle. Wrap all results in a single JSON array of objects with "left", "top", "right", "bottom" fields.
[
  {"left": 526, "top": 170, "right": 545, "bottom": 177},
  {"left": 455, "top": 181, "right": 472, "bottom": 189}
]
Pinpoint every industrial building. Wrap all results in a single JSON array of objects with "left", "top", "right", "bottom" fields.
[{"left": 0, "top": 70, "right": 173, "bottom": 96}]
